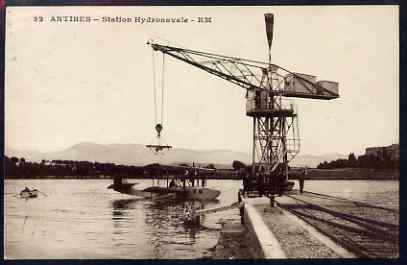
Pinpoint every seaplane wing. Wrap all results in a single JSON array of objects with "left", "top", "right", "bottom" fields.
[
  {"left": 143, "top": 163, "right": 215, "bottom": 175},
  {"left": 108, "top": 163, "right": 220, "bottom": 200}
]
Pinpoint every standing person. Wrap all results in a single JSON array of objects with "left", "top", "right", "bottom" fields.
[
  {"left": 243, "top": 173, "right": 248, "bottom": 193},
  {"left": 202, "top": 176, "right": 206, "bottom": 187},
  {"left": 299, "top": 167, "right": 306, "bottom": 193},
  {"left": 169, "top": 179, "right": 176, "bottom": 188}
]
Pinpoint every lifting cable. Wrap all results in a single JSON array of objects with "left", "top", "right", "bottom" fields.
[
  {"left": 161, "top": 52, "right": 165, "bottom": 126},
  {"left": 152, "top": 49, "right": 158, "bottom": 126},
  {"left": 151, "top": 48, "right": 167, "bottom": 138}
]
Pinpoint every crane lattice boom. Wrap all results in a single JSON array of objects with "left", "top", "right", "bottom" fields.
[{"left": 148, "top": 42, "right": 339, "bottom": 100}]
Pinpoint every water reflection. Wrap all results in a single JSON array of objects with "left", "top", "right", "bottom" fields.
[
  {"left": 4, "top": 179, "right": 398, "bottom": 259},
  {"left": 111, "top": 198, "right": 145, "bottom": 221},
  {"left": 110, "top": 196, "right": 220, "bottom": 259},
  {"left": 111, "top": 198, "right": 146, "bottom": 211},
  {"left": 145, "top": 198, "right": 220, "bottom": 258}
]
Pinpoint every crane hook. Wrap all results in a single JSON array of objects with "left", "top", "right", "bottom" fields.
[{"left": 155, "top": 123, "right": 163, "bottom": 138}]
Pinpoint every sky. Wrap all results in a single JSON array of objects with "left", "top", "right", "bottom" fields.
[{"left": 5, "top": 5, "right": 399, "bottom": 156}]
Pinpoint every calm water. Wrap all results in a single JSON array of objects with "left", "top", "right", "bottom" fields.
[{"left": 4, "top": 179, "right": 399, "bottom": 259}]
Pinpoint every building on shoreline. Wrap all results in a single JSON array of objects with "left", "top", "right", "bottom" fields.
[{"left": 365, "top": 144, "right": 399, "bottom": 161}]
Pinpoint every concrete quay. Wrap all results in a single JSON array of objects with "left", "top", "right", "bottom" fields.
[
  {"left": 276, "top": 190, "right": 399, "bottom": 258},
  {"left": 232, "top": 190, "right": 399, "bottom": 259}
]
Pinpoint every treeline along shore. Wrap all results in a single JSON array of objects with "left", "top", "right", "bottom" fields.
[
  {"left": 4, "top": 156, "right": 242, "bottom": 180},
  {"left": 5, "top": 156, "right": 399, "bottom": 180}
]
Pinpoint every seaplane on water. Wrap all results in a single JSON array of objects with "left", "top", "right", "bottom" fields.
[
  {"left": 108, "top": 55, "right": 223, "bottom": 200},
  {"left": 107, "top": 163, "right": 221, "bottom": 200}
]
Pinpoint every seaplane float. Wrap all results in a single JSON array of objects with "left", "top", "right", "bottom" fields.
[{"left": 107, "top": 163, "right": 221, "bottom": 200}]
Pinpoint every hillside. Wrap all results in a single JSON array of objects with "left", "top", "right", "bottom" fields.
[{"left": 5, "top": 142, "right": 346, "bottom": 168}]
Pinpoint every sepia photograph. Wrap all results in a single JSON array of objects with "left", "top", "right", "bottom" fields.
[{"left": 4, "top": 5, "right": 399, "bottom": 259}]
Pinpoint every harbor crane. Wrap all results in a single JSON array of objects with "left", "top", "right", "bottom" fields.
[{"left": 147, "top": 13, "right": 339, "bottom": 197}]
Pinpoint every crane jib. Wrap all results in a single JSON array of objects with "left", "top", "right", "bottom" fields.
[{"left": 149, "top": 42, "right": 338, "bottom": 98}]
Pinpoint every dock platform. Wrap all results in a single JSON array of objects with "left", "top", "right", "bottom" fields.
[
  {"left": 237, "top": 190, "right": 399, "bottom": 259},
  {"left": 276, "top": 190, "right": 399, "bottom": 258}
]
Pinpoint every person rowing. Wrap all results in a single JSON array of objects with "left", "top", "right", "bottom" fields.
[
  {"left": 21, "top": 186, "right": 31, "bottom": 193},
  {"left": 18, "top": 187, "right": 47, "bottom": 198}
]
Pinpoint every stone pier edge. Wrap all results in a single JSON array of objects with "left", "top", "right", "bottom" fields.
[
  {"left": 242, "top": 199, "right": 286, "bottom": 259},
  {"left": 241, "top": 195, "right": 357, "bottom": 259}
]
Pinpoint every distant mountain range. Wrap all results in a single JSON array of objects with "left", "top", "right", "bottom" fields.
[{"left": 5, "top": 142, "right": 347, "bottom": 168}]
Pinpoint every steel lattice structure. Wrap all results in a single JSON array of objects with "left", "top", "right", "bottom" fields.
[{"left": 147, "top": 14, "right": 339, "bottom": 196}]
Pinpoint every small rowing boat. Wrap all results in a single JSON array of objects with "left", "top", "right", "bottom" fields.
[
  {"left": 19, "top": 189, "right": 38, "bottom": 198},
  {"left": 18, "top": 186, "right": 40, "bottom": 198}
]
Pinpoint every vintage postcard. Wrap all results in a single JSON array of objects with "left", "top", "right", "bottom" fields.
[{"left": 4, "top": 5, "right": 399, "bottom": 259}]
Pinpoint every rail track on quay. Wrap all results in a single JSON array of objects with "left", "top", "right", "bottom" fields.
[{"left": 278, "top": 191, "right": 399, "bottom": 258}]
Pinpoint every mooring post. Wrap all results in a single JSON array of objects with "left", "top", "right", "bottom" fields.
[
  {"left": 238, "top": 190, "right": 245, "bottom": 225},
  {"left": 191, "top": 206, "right": 200, "bottom": 225},
  {"left": 270, "top": 195, "right": 275, "bottom": 207},
  {"left": 194, "top": 215, "right": 200, "bottom": 226},
  {"left": 240, "top": 204, "right": 245, "bottom": 225}
]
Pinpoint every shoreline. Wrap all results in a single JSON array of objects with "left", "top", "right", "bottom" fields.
[
  {"left": 5, "top": 167, "right": 399, "bottom": 181},
  {"left": 4, "top": 176, "right": 400, "bottom": 181}
]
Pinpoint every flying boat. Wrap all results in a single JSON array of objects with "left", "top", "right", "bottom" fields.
[{"left": 107, "top": 163, "right": 221, "bottom": 200}]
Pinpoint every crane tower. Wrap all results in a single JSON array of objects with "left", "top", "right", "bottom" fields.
[{"left": 148, "top": 13, "right": 339, "bottom": 196}]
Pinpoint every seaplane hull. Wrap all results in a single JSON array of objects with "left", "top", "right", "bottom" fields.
[
  {"left": 108, "top": 183, "right": 153, "bottom": 198},
  {"left": 108, "top": 184, "right": 220, "bottom": 200},
  {"left": 170, "top": 187, "right": 221, "bottom": 200},
  {"left": 108, "top": 163, "right": 222, "bottom": 200}
]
